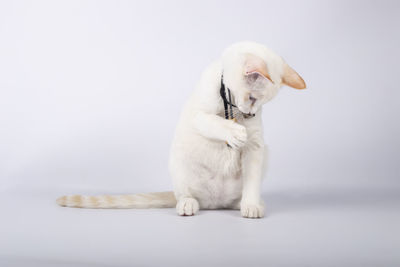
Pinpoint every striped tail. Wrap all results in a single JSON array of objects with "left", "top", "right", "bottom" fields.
[{"left": 56, "top": 191, "right": 176, "bottom": 209}]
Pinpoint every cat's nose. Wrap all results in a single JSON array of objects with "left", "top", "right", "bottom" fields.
[{"left": 247, "top": 113, "right": 255, "bottom": 117}]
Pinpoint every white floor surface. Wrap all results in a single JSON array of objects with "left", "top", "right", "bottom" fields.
[{"left": 1, "top": 184, "right": 399, "bottom": 267}]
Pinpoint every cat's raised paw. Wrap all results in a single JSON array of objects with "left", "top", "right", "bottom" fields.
[
  {"left": 176, "top": 197, "right": 199, "bottom": 216},
  {"left": 240, "top": 202, "right": 265, "bottom": 218},
  {"left": 225, "top": 122, "right": 247, "bottom": 149}
]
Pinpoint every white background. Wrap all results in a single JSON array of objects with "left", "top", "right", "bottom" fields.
[{"left": 1, "top": 1, "right": 399, "bottom": 266}]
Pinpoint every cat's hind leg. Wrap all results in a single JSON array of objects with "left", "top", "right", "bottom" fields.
[
  {"left": 170, "top": 147, "right": 205, "bottom": 216},
  {"left": 176, "top": 197, "right": 199, "bottom": 216}
]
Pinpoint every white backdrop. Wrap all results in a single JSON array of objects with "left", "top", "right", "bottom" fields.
[
  {"left": 1, "top": 0, "right": 398, "bottom": 194},
  {"left": 1, "top": 1, "right": 400, "bottom": 266}
]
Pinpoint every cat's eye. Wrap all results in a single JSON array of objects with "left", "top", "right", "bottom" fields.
[{"left": 249, "top": 95, "right": 257, "bottom": 105}]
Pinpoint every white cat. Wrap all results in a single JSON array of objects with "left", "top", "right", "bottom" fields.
[{"left": 57, "top": 41, "right": 306, "bottom": 219}]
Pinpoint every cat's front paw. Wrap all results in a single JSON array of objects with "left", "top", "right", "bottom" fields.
[
  {"left": 240, "top": 201, "right": 265, "bottom": 218},
  {"left": 176, "top": 197, "right": 199, "bottom": 216},
  {"left": 225, "top": 122, "right": 247, "bottom": 149}
]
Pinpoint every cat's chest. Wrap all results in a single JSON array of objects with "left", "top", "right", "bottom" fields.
[{"left": 192, "top": 139, "right": 242, "bottom": 177}]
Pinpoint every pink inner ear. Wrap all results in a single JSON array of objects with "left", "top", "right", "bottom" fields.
[
  {"left": 245, "top": 70, "right": 264, "bottom": 76},
  {"left": 244, "top": 54, "right": 272, "bottom": 82}
]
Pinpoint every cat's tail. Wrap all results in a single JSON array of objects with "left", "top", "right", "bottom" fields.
[{"left": 56, "top": 191, "right": 176, "bottom": 209}]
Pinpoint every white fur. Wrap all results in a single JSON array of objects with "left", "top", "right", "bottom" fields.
[
  {"left": 56, "top": 41, "right": 303, "bottom": 218},
  {"left": 169, "top": 41, "right": 290, "bottom": 218}
]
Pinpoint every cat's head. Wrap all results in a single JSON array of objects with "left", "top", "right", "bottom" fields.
[{"left": 222, "top": 42, "right": 306, "bottom": 115}]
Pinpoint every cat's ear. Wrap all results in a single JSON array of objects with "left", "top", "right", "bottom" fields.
[
  {"left": 282, "top": 63, "right": 306, "bottom": 89},
  {"left": 244, "top": 54, "right": 273, "bottom": 82}
]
